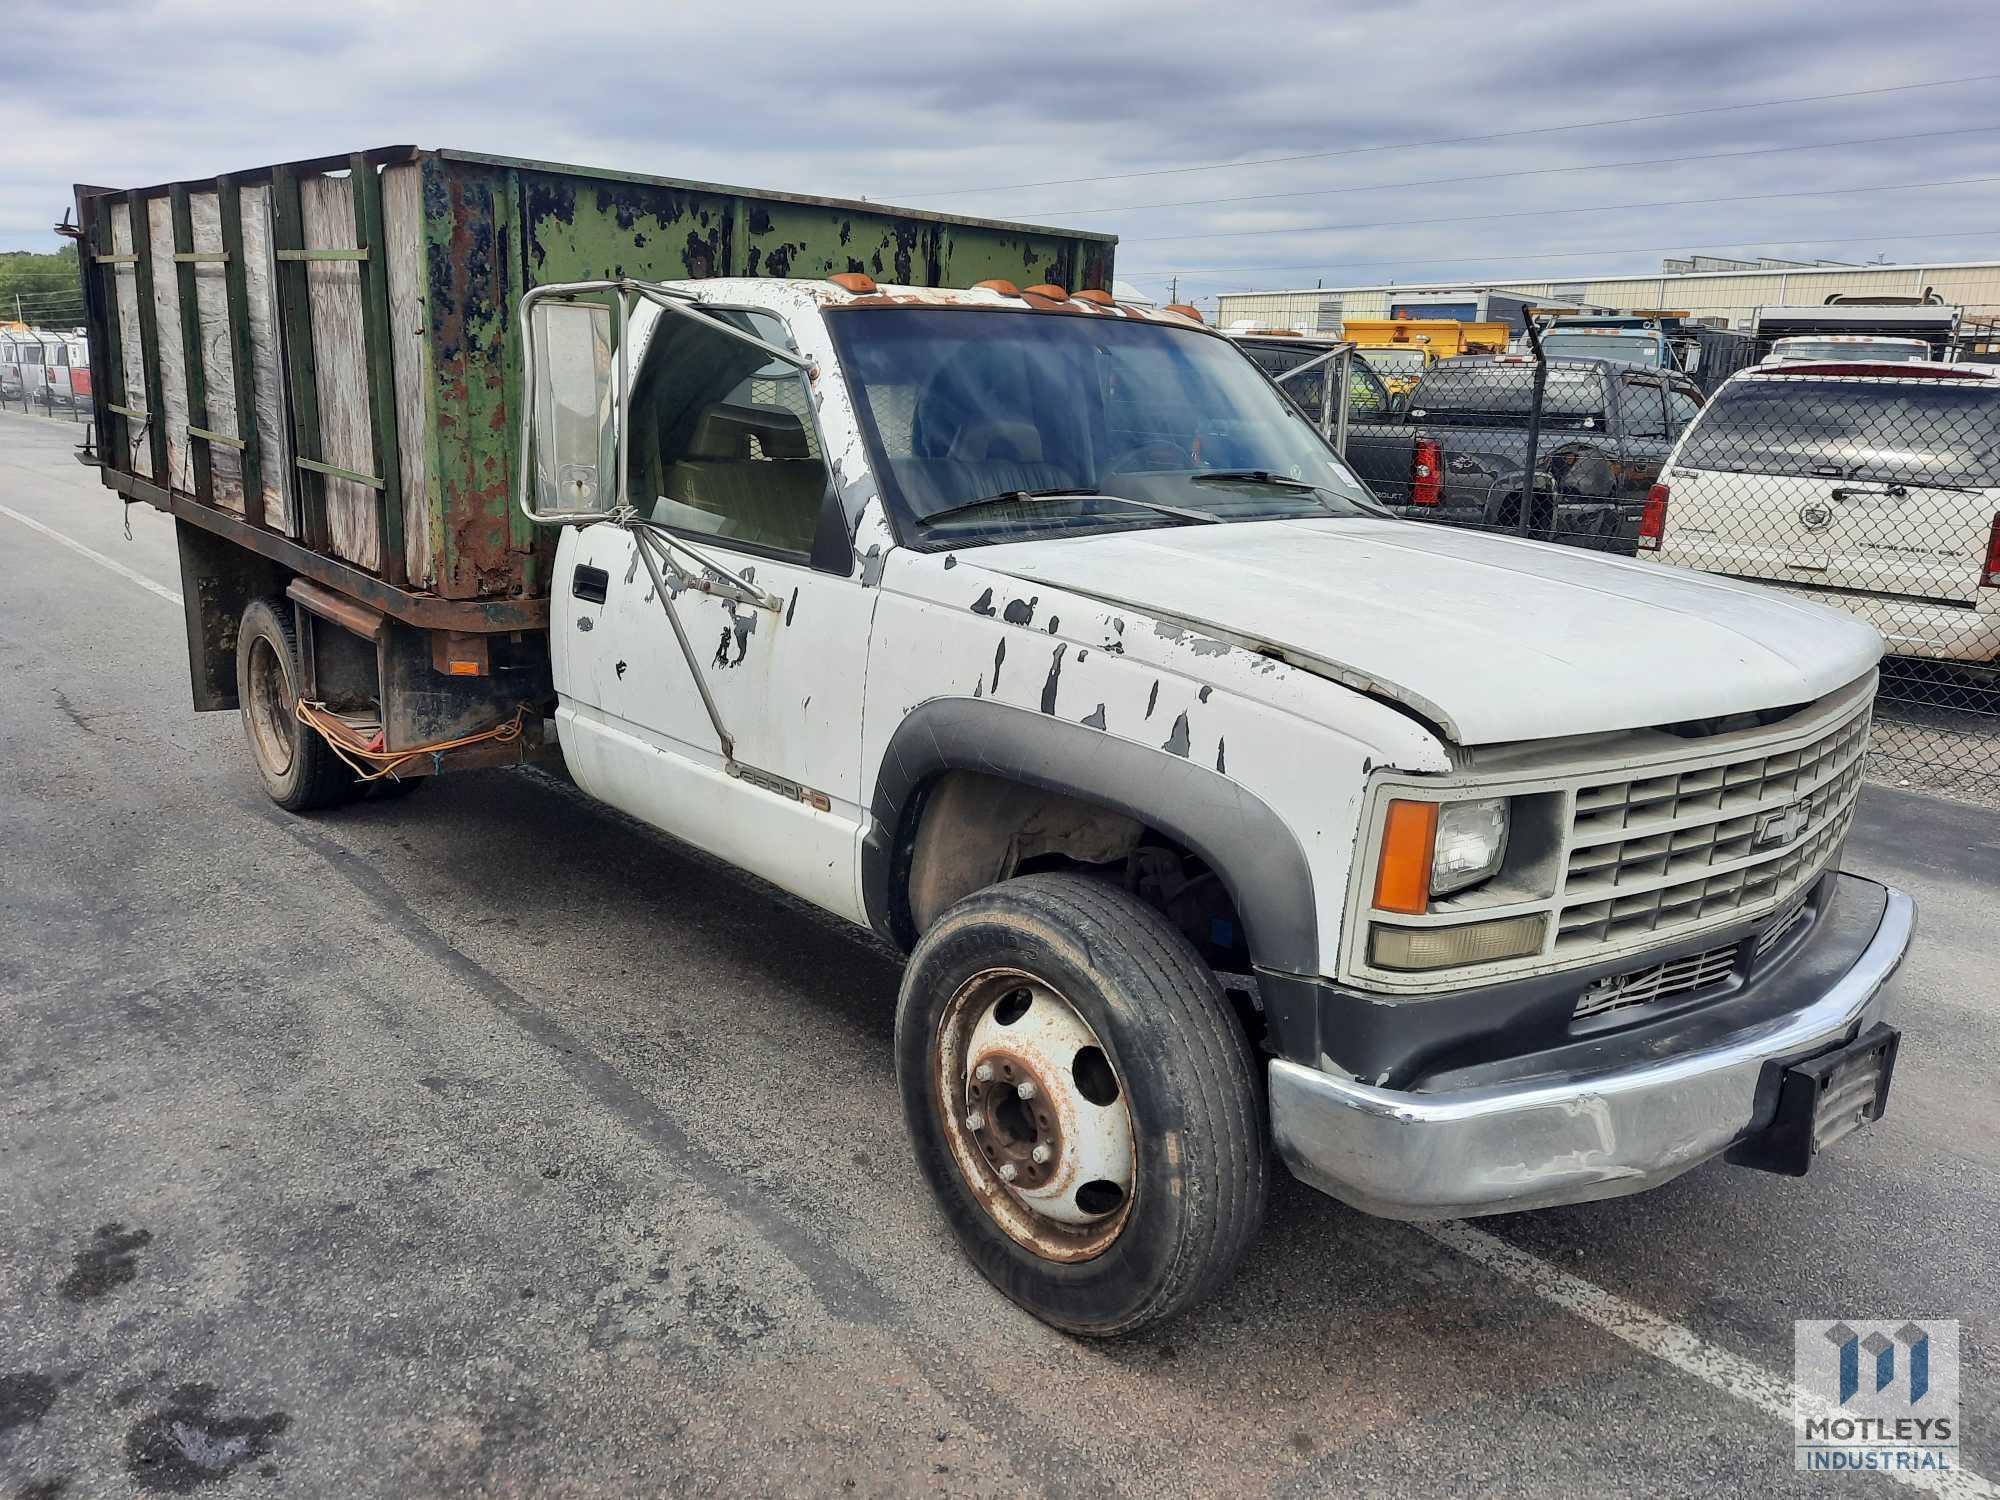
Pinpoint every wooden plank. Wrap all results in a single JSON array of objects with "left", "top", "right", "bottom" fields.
[
  {"left": 126, "top": 194, "right": 169, "bottom": 482},
  {"left": 147, "top": 195, "right": 191, "bottom": 495},
  {"left": 238, "top": 182, "right": 291, "bottom": 532},
  {"left": 269, "top": 165, "right": 326, "bottom": 547},
  {"left": 217, "top": 177, "right": 265, "bottom": 525},
  {"left": 382, "top": 161, "right": 434, "bottom": 588},
  {"left": 351, "top": 155, "right": 406, "bottom": 587},
  {"left": 188, "top": 188, "right": 246, "bottom": 512},
  {"left": 90, "top": 195, "right": 129, "bottom": 468},
  {"left": 168, "top": 185, "right": 214, "bottom": 503},
  {"left": 275, "top": 247, "right": 370, "bottom": 262},
  {"left": 299, "top": 172, "right": 379, "bottom": 572}
]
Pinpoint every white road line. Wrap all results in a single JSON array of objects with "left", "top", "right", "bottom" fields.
[
  {"left": 1420, "top": 1221, "right": 1996, "bottom": 1499},
  {"left": 0, "top": 502, "right": 183, "bottom": 606}
]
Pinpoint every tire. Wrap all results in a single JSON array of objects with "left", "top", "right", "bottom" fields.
[
  {"left": 896, "top": 872, "right": 1268, "bottom": 1336},
  {"left": 234, "top": 596, "right": 358, "bottom": 812}
]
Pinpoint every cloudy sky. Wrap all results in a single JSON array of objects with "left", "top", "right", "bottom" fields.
[{"left": 6, "top": 0, "right": 1999, "bottom": 317}]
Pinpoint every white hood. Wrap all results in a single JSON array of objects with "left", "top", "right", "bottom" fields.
[{"left": 972, "top": 518, "right": 1883, "bottom": 745}]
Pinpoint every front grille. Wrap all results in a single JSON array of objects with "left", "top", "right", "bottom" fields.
[
  {"left": 1554, "top": 701, "right": 1870, "bottom": 954},
  {"left": 1754, "top": 889, "right": 1813, "bottom": 957},
  {"left": 1574, "top": 941, "right": 1739, "bottom": 1020}
]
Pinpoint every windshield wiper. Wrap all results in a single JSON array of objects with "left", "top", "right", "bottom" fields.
[
  {"left": 1190, "top": 469, "right": 1353, "bottom": 515},
  {"left": 921, "top": 487, "right": 1218, "bottom": 526},
  {"left": 1191, "top": 468, "right": 1320, "bottom": 490}
]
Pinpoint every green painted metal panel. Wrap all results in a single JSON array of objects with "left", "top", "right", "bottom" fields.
[{"left": 423, "top": 157, "right": 532, "bottom": 600}]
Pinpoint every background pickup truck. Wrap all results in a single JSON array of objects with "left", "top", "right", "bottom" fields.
[{"left": 1345, "top": 354, "right": 1706, "bottom": 553}]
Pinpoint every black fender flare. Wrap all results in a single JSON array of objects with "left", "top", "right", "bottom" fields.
[{"left": 861, "top": 696, "right": 1320, "bottom": 984}]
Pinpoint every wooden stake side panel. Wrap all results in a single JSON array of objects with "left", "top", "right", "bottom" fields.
[
  {"left": 299, "top": 174, "right": 380, "bottom": 573},
  {"left": 239, "top": 183, "right": 295, "bottom": 534},
  {"left": 187, "top": 189, "right": 246, "bottom": 512},
  {"left": 110, "top": 204, "right": 151, "bottom": 478},
  {"left": 146, "top": 196, "right": 192, "bottom": 496},
  {"left": 382, "top": 161, "right": 434, "bottom": 589}
]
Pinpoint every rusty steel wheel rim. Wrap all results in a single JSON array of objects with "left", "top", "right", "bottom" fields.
[
  {"left": 934, "top": 967, "right": 1136, "bottom": 1263},
  {"left": 244, "top": 634, "right": 296, "bottom": 781}
]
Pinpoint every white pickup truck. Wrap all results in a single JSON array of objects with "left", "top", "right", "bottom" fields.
[{"left": 503, "top": 275, "right": 1915, "bottom": 1333}]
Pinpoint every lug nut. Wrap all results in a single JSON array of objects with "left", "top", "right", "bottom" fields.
[
  {"left": 964, "top": 1111, "right": 985, "bottom": 1132},
  {"left": 1031, "top": 1143, "right": 1052, "bottom": 1165},
  {"left": 973, "top": 1062, "right": 994, "bottom": 1083},
  {"left": 998, "top": 1163, "right": 1018, "bottom": 1182},
  {"left": 1016, "top": 1080, "right": 1038, "bottom": 1101}
]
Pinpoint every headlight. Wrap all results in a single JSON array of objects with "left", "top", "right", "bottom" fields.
[
  {"left": 1432, "top": 797, "right": 1508, "bottom": 896},
  {"left": 1372, "top": 796, "right": 1510, "bottom": 914}
]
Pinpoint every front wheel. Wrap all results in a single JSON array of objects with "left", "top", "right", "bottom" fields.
[{"left": 896, "top": 873, "right": 1268, "bottom": 1336}]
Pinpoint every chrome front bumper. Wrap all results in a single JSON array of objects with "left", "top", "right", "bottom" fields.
[{"left": 1268, "top": 878, "right": 1916, "bottom": 1220}]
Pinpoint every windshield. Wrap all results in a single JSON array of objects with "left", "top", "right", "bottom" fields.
[
  {"left": 1680, "top": 377, "right": 2000, "bottom": 488},
  {"left": 1539, "top": 332, "right": 1664, "bottom": 366},
  {"left": 1409, "top": 363, "right": 1606, "bottom": 429},
  {"left": 826, "top": 308, "right": 1384, "bottom": 545},
  {"left": 1767, "top": 338, "right": 1931, "bottom": 363}
]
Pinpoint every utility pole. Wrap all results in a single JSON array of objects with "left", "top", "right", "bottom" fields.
[{"left": 1168, "top": 275, "right": 1179, "bottom": 304}]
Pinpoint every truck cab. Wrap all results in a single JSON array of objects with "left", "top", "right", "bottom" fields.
[{"left": 522, "top": 274, "right": 1914, "bottom": 1331}]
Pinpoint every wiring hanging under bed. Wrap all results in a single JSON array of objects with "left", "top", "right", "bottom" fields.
[{"left": 294, "top": 700, "right": 529, "bottom": 783}]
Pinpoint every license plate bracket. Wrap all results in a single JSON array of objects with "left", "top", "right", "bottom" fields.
[{"left": 1729, "top": 1022, "right": 1900, "bottom": 1177}]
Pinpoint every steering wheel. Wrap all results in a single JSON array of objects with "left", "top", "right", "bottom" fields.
[{"left": 1105, "top": 439, "right": 1192, "bottom": 475}]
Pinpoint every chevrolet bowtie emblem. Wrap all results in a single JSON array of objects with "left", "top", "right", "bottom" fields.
[{"left": 1754, "top": 802, "right": 1809, "bottom": 848}]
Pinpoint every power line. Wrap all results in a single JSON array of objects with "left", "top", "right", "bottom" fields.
[
  {"left": 1018, "top": 123, "right": 2000, "bottom": 220},
  {"left": 900, "top": 72, "right": 2000, "bottom": 198},
  {"left": 1121, "top": 173, "right": 2000, "bottom": 245},
  {"left": 1127, "top": 225, "right": 2000, "bottom": 291}
]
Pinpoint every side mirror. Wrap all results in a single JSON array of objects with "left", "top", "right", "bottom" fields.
[{"left": 525, "top": 298, "right": 615, "bottom": 521}]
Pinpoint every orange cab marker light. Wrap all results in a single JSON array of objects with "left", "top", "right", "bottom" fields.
[
  {"left": 1374, "top": 799, "right": 1438, "bottom": 915},
  {"left": 973, "top": 278, "right": 1021, "bottom": 296},
  {"left": 1163, "top": 302, "right": 1205, "bottom": 324},
  {"left": 1023, "top": 283, "right": 1069, "bottom": 300},
  {"left": 828, "top": 272, "right": 876, "bottom": 294},
  {"left": 447, "top": 660, "right": 482, "bottom": 677},
  {"left": 1073, "top": 288, "right": 1114, "bottom": 305}
]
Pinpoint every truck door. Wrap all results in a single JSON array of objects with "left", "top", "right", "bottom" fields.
[{"left": 551, "top": 305, "right": 876, "bottom": 923}]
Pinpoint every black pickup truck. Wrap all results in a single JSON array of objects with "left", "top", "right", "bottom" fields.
[{"left": 1343, "top": 355, "right": 1705, "bottom": 554}]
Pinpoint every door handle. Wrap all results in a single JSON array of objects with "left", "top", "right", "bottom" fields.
[{"left": 572, "top": 564, "right": 609, "bottom": 603}]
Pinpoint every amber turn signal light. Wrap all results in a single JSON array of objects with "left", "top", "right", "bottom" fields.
[{"left": 1373, "top": 799, "right": 1438, "bottom": 915}]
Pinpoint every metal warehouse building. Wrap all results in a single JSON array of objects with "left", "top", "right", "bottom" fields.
[{"left": 1213, "top": 257, "right": 2000, "bottom": 333}]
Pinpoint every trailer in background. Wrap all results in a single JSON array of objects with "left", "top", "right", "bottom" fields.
[{"left": 1385, "top": 288, "right": 1553, "bottom": 337}]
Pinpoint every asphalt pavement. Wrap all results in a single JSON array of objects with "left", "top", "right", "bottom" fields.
[{"left": 1, "top": 408, "right": 1995, "bottom": 1498}]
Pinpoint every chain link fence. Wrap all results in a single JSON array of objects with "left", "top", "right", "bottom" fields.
[{"left": 1296, "top": 318, "right": 2000, "bottom": 791}]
